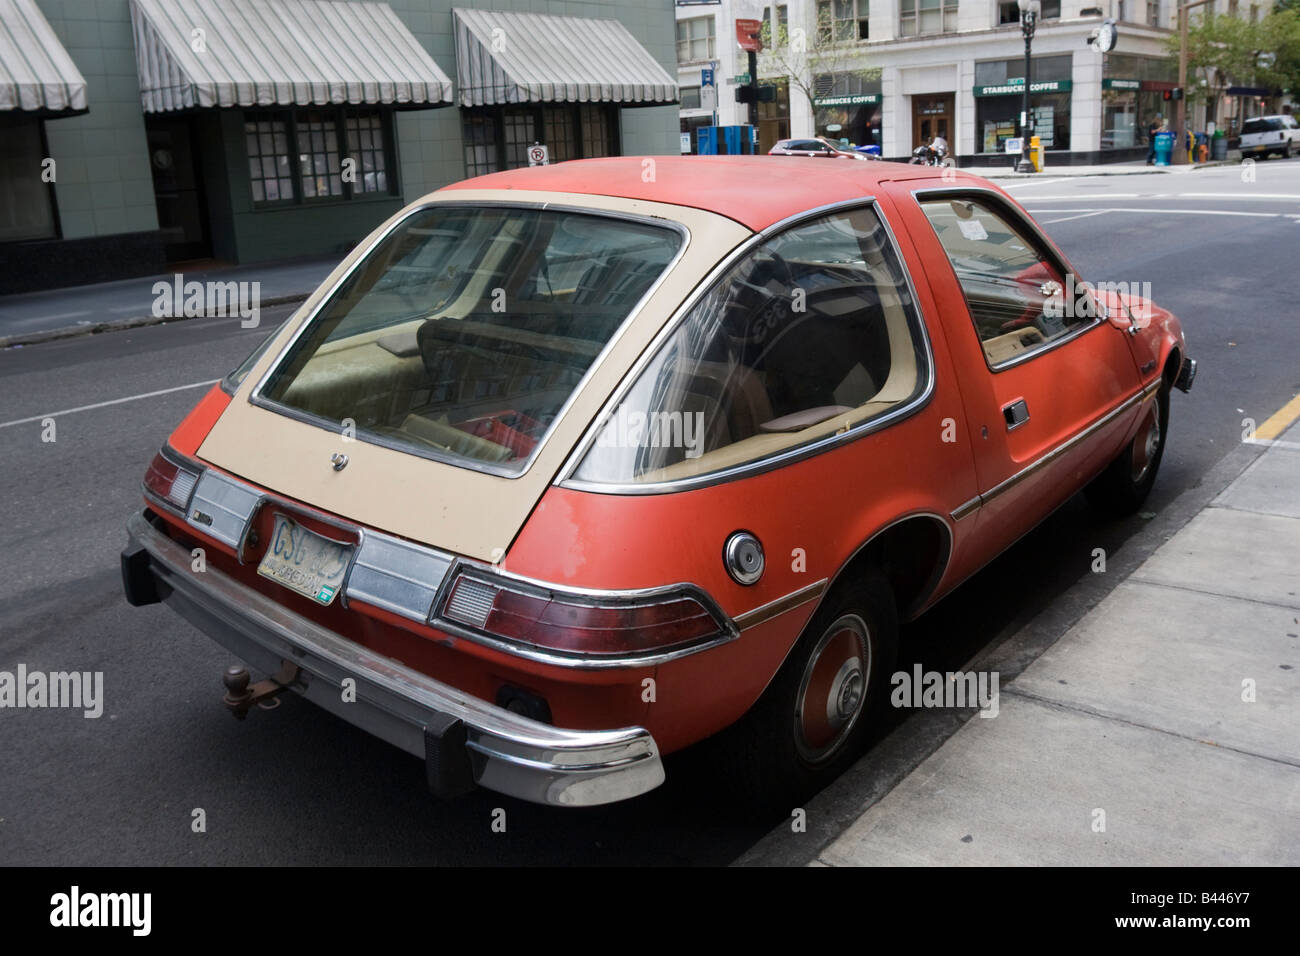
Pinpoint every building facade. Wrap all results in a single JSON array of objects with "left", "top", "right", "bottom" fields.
[
  {"left": 0, "top": 0, "right": 680, "bottom": 294},
  {"left": 676, "top": 0, "right": 1271, "bottom": 162}
]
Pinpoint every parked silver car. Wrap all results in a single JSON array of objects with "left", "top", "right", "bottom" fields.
[{"left": 769, "top": 137, "right": 876, "bottom": 160}]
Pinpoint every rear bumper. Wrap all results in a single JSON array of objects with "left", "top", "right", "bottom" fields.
[{"left": 122, "top": 511, "right": 664, "bottom": 807}]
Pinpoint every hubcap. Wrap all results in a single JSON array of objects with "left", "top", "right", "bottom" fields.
[
  {"left": 1131, "top": 404, "right": 1162, "bottom": 483},
  {"left": 794, "top": 615, "right": 871, "bottom": 765}
]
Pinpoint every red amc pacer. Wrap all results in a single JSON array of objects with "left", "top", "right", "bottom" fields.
[{"left": 122, "top": 157, "right": 1195, "bottom": 807}]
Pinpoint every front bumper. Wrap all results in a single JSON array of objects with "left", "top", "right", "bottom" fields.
[{"left": 122, "top": 512, "right": 664, "bottom": 807}]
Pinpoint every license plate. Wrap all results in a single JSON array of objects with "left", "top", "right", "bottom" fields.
[{"left": 257, "top": 514, "right": 352, "bottom": 606}]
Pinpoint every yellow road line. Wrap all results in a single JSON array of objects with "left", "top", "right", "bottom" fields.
[{"left": 1254, "top": 391, "right": 1300, "bottom": 441}]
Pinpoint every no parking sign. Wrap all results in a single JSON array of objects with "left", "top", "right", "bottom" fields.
[{"left": 528, "top": 144, "right": 549, "bottom": 166}]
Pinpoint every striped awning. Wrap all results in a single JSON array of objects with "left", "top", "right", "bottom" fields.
[
  {"left": 0, "top": 0, "right": 87, "bottom": 112},
  {"left": 129, "top": 0, "right": 454, "bottom": 113},
  {"left": 453, "top": 8, "right": 677, "bottom": 108}
]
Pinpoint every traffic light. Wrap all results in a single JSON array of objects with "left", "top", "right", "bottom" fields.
[
  {"left": 735, "top": 86, "right": 756, "bottom": 104},
  {"left": 758, "top": 85, "right": 777, "bottom": 103},
  {"left": 1162, "top": 87, "right": 1184, "bottom": 101}
]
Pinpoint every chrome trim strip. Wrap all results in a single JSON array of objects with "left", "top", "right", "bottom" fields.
[
  {"left": 343, "top": 528, "right": 454, "bottom": 623},
  {"left": 125, "top": 512, "right": 663, "bottom": 807},
  {"left": 247, "top": 200, "right": 691, "bottom": 481},
  {"left": 428, "top": 558, "right": 740, "bottom": 670},
  {"left": 909, "top": 185, "right": 1105, "bottom": 373},
  {"left": 949, "top": 495, "right": 981, "bottom": 522},
  {"left": 185, "top": 470, "right": 262, "bottom": 551},
  {"left": 733, "top": 579, "right": 828, "bottom": 632},
  {"left": 976, "top": 385, "right": 1151, "bottom": 510},
  {"left": 553, "top": 196, "right": 939, "bottom": 495}
]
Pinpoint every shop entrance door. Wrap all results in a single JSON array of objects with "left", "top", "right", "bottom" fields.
[
  {"left": 912, "top": 94, "right": 954, "bottom": 151},
  {"left": 146, "top": 115, "right": 212, "bottom": 262}
]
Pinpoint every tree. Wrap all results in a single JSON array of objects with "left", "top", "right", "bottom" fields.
[
  {"left": 1256, "top": 8, "right": 1300, "bottom": 101},
  {"left": 1167, "top": 11, "right": 1265, "bottom": 108},
  {"left": 755, "top": 2, "right": 875, "bottom": 135}
]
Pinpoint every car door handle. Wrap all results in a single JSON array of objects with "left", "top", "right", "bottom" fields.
[{"left": 1003, "top": 399, "right": 1030, "bottom": 430}]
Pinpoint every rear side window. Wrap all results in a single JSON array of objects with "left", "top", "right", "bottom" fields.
[{"left": 572, "top": 205, "right": 929, "bottom": 485}]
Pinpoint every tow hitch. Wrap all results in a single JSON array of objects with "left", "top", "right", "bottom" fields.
[{"left": 222, "top": 661, "right": 301, "bottom": 719}]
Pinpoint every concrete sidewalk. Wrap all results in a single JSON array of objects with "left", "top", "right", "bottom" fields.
[
  {"left": 742, "top": 425, "right": 1300, "bottom": 866},
  {"left": 0, "top": 254, "right": 339, "bottom": 348}
]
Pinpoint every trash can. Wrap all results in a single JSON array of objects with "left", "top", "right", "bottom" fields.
[
  {"left": 1212, "top": 131, "right": 1228, "bottom": 160},
  {"left": 1154, "top": 131, "right": 1175, "bottom": 166}
]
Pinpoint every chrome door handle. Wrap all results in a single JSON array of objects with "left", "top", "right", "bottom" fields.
[{"left": 1003, "top": 399, "right": 1030, "bottom": 430}]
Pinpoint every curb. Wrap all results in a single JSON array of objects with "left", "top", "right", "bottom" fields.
[
  {"left": 732, "top": 436, "right": 1267, "bottom": 867},
  {"left": 0, "top": 293, "right": 311, "bottom": 350},
  {"left": 983, "top": 159, "right": 1237, "bottom": 180}
]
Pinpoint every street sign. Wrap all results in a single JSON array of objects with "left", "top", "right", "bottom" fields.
[
  {"left": 701, "top": 68, "right": 715, "bottom": 86},
  {"left": 733, "top": 73, "right": 751, "bottom": 84},
  {"left": 701, "top": 83, "right": 718, "bottom": 111},
  {"left": 681, "top": 132, "right": 691, "bottom": 153},
  {"left": 1004, "top": 138, "right": 1023, "bottom": 154},
  {"left": 527, "top": 143, "right": 549, "bottom": 166},
  {"left": 736, "top": 18, "right": 762, "bottom": 53}
]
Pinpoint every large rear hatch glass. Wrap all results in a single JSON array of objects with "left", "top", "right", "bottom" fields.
[{"left": 256, "top": 205, "right": 683, "bottom": 475}]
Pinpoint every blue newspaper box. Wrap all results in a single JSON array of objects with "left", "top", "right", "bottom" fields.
[{"left": 1154, "top": 131, "right": 1175, "bottom": 166}]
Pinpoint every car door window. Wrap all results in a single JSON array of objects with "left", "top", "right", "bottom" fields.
[
  {"left": 920, "top": 197, "right": 1094, "bottom": 368},
  {"left": 573, "top": 205, "right": 929, "bottom": 485}
]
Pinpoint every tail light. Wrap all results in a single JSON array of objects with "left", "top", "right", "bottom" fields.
[
  {"left": 439, "top": 569, "right": 731, "bottom": 659},
  {"left": 143, "top": 448, "right": 202, "bottom": 513}
]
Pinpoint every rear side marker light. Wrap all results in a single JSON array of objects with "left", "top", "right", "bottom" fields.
[
  {"left": 440, "top": 572, "right": 727, "bottom": 658},
  {"left": 143, "top": 450, "right": 202, "bottom": 512}
]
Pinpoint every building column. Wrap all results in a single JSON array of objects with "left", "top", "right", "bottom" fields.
[
  {"left": 958, "top": 59, "right": 976, "bottom": 159},
  {"left": 882, "top": 66, "right": 907, "bottom": 158},
  {"left": 1071, "top": 48, "right": 1102, "bottom": 157}
]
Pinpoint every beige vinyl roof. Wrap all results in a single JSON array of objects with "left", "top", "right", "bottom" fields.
[
  {"left": 129, "top": 0, "right": 454, "bottom": 113},
  {"left": 0, "top": 0, "right": 86, "bottom": 111},
  {"left": 452, "top": 8, "right": 677, "bottom": 108}
]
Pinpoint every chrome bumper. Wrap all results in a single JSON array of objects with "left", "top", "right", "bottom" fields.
[{"left": 122, "top": 512, "right": 664, "bottom": 807}]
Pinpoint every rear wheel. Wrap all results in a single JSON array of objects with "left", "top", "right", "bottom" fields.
[
  {"left": 1086, "top": 381, "right": 1169, "bottom": 515},
  {"left": 714, "top": 571, "right": 898, "bottom": 811}
]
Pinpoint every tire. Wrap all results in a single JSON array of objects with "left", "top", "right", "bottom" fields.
[
  {"left": 1283, "top": 143, "right": 1292, "bottom": 159},
  {"left": 713, "top": 570, "right": 899, "bottom": 812},
  {"left": 1086, "top": 381, "right": 1169, "bottom": 516}
]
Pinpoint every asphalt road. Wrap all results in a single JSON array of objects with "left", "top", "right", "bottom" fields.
[{"left": 2, "top": 162, "right": 1298, "bottom": 866}]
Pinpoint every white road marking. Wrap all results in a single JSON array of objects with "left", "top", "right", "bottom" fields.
[
  {"left": 1039, "top": 210, "right": 1109, "bottom": 224},
  {"left": 1001, "top": 177, "right": 1069, "bottom": 190},
  {"left": 1025, "top": 207, "right": 1284, "bottom": 218},
  {"left": 0, "top": 379, "right": 218, "bottom": 430}
]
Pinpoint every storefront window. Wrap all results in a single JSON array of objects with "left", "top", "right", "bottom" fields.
[
  {"left": 0, "top": 115, "right": 57, "bottom": 242},
  {"left": 813, "top": 72, "right": 883, "bottom": 148},
  {"left": 244, "top": 108, "right": 395, "bottom": 206},
  {"left": 460, "top": 104, "right": 619, "bottom": 175},
  {"left": 1102, "top": 54, "right": 1178, "bottom": 151},
  {"left": 974, "top": 55, "right": 1072, "bottom": 153}
]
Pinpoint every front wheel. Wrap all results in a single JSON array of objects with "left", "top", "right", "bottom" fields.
[
  {"left": 1086, "top": 381, "right": 1169, "bottom": 515},
  {"left": 714, "top": 572, "right": 898, "bottom": 810}
]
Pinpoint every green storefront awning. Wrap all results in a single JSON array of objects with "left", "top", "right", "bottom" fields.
[
  {"left": 974, "top": 79, "right": 1072, "bottom": 97},
  {"left": 813, "top": 93, "right": 880, "bottom": 107}
]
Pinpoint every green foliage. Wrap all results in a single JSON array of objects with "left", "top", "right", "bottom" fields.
[{"left": 1169, "top": 9, "right": 1300, "bottom": 99}]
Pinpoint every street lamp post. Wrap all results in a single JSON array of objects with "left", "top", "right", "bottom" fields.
[
  {"left": 1017, "top": 0, "right": 1041, "bottom": 173},
  {"left": 1176, "top": 0, "right": 1215, "bottom": 166}
]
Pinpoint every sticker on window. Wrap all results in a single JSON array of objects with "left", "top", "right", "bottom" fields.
[{"left": 957, "top": 219, "right": 989, "bottom": 241}]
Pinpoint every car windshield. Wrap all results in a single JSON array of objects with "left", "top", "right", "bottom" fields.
[{"left": 257, "top": 205, "right": 682, "bottom": 474}]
